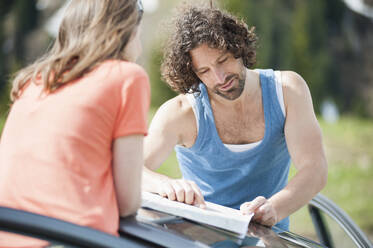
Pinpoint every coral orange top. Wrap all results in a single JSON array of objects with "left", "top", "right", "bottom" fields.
[{"left": 0, "top": 60, "right": 150, "bottom": 247}]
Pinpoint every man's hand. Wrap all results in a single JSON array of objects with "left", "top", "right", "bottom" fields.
[
  {"left": 240, "top": 196, "right": 277, "bottom": 227},
  {"left": 157, "top": 179, "right": 206, "bottom": 208}
]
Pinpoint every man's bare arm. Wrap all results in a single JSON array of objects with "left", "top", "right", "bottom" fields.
[
  {"left": 241, "top": 71, "right": 327, "bottom": 226},
  {"left": 272, "top": 71, "right": 327, "bottom": 221},
  {"left": 143, "top": 95, "right": 206, "bottom": 207}
]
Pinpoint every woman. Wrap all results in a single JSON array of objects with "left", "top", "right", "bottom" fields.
[{"left": 0, "top": 0, "right": 149, "bottom": 246}]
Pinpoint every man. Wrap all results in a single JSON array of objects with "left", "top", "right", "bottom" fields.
[{"left": 143, "top": 4, "right": 327, "bottom": 230}]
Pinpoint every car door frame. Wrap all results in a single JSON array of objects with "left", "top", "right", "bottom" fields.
[
  {"left": 0, "top": 206, "right": 155, "bottom": 248},
  {"left": 308, "top": 194, "right": 373, "bottom": 248}
]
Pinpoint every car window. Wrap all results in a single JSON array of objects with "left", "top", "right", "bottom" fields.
[
  {"left": 307, "top": 194, "right": 373, "bottom": 248},
  {"left": 319, "top": 212, "right": 358, "bottom": 248},
  {"left": 290, "top": 205, "right": 319, "bottom": 241},
  {"left": 136, "top": 208, "right": 293, "bottom": 247},
  {"left": 161, "top": 219, "right": 266, "bottom": 247},
  {"left": 137, "top": 208, "right": 252, "bottom": 246}
]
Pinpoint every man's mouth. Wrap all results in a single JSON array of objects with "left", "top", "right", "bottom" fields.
[{"left": 219, "top": 77, "right": 236, "bottom": 91}]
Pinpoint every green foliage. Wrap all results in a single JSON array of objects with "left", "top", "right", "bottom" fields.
[
  {"left": 291, "top": 1, "right": 331, "bottom": 112},
  {"left": 147, "top": 44, "right": 177, "bottom": 108},
  {"left": 221, "top": 0, "right": 332, "bottom": 113},
  {"left": 0, "top": 83, "right": 11, "bottom": 120},
  {"left": 13, "top": 0, "right": 38, "bottom": 61},
  {"left": 156, "top": 153, "right": 182, "bottom": 179},
  {"left": 0, "top": 115, "right": 6, "bottom": 133},
  {"left": 0, "top": 0, "right": 38, "bottom": 119},
  {"left": 293, "top": 116, "right": 373, "bottom": 237},
  {"left": 0, "top": 0, "right": 14, "bottom": 95}
]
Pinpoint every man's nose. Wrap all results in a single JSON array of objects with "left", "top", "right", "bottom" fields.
[{"left": 212, "top": 68, "right": 225, "bottom": 84}]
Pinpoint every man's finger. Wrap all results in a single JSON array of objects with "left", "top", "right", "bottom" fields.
[
  {"left": 252, "top": 206, "right": 265, "bottom": 221},
  {"left": 172, "top": 180, "right": 185, "bottom": 202},
  {"left": 179, "top": 180, "right": 194, "bottom": 204},
  {"left": 159, "top": 190, "right": 167, "bottom": 198},
  {"left": 258, "top": 203, "right": 271, "bottom": 215},
  {"left": 162, "top": 182, "right": 176, "bottom": 201},
  {"left": 240, "top": 202, "right": 251, "bottom": 212},
  {"left": 260, "top": 212, "right": 276, "bottom": 227},
  {"left": 190, "top": 181, "right": 206, "bottom": 208},
  {"left": 246, "top": 196, "right": 266, "bottom": 213}
]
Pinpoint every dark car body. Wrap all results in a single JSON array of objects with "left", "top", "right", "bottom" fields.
[{"left": 0, "top": 194, "right": 372, "bottom": 248}]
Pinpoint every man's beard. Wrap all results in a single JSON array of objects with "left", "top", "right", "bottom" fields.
[{"left": 213, "top": 69, "right": 246, "bottom": 101}]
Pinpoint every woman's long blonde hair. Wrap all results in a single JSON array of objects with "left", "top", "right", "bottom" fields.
[{"left": 11, "top": 0, "right": 141, "bottom": 101}]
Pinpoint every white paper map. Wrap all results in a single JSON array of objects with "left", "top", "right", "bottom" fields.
[{"left": 141, "top": 192, "right": 253, "bottom": 236}]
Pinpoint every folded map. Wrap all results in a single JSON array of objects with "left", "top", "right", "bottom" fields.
[{"left": 141, "top": 192, "right": 253, "bottom": 236}]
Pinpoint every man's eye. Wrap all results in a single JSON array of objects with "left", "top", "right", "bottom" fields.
[
  {"left": 218, "top": 57, "right": 228, "bottom": 63},
  {"left": 199, "top": 70, "right": 208, "bottom": 75}
]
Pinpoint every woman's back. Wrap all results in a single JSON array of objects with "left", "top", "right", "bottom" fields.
[
  {"left": 0, "top": 60, "right": 150, "bottom": 238},
  {"left": 0, "top": 0, "right": 148, "bottom": 246}
]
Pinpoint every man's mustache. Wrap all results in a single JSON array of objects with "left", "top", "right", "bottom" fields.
[{"left": 216, "top": 74, "right": 238, "bottom": 87}]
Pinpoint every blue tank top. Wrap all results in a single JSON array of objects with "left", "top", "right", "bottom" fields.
[{"left": 175, "top": 69, "right": 291, "bottom": 230}]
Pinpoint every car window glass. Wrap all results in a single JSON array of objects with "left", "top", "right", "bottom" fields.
[
  {"left": 164, "top": 220, "right": 266, "bottom": 247},
  {"left": 320, "top": 212, "right": 358, "bottom": 248},
  {"left": 290, "top": 206, "right": 319, "bottom": 241},
  {"left": 137, "top": 208, "right": 266, "bottom": 247},
  {"left": 279, "top": 239, "right": 311, "bottom": 248}
]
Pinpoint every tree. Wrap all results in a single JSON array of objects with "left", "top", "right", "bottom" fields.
[
  {"left": 0, "top": 0, "right": 38, "bottom": 116},
  {"left": 222, "top": 0, "right": 331, "bottom": 113}
]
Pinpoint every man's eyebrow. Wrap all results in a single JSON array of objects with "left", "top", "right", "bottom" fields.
[
  {"left": 192, "top": 61, "right": 209, "bottom": 73},
  {"left": 194, "top": 66, "right": 208, "bottom": 73},
  {"left": 216, "top": 52, "right": 229, "bottom": 61}
]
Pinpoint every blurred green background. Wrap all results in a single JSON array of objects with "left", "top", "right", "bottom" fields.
[{"left": 0, "top": 0, "right": 372, "bottom": 243}]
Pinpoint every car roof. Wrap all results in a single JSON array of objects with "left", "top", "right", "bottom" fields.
[
  {"left": 5, "top": 193, "right": 370, "bottom": 248},
  {"left": 1, "top": 205, "right": 326, "bottom": 248}
]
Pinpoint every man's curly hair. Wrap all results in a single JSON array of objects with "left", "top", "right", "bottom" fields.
[{"left": 161, "top": 4, "right": 258, "bottom": 94}]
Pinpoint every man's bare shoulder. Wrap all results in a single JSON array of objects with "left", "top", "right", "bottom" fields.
[
  {"left": 173, "top": 94, "right": 194, "bottom": 112},
  {"left": 278, "top": 70, "right": 318, "bottom": 125},
  {"left": 280, "top": 71, "right": 309, "bottom": 95},
  {"left": 151, "top": 94, "right": 197, "bottom": 147},
  {"left": 156, "top": 94, "right": 194, "bottom": 120},
  {"left": 279, "top": 71, "right": 312, "bottom": 108}
]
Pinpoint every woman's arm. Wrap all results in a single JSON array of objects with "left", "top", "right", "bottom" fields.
[{"left": 112, "top": 134, "right": 144, "bottom": 217}]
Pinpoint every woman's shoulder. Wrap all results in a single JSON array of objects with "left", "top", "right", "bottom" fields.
[
  {"left": 98, "top": 59, "right": 147, "bottom": 79},
  {"left": 85, "top": 59, "right": 149, "bottom": 92}
]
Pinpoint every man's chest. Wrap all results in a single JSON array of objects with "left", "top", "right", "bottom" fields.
[{"left": 213, "top": 109, "right": 265, "bottom": 145}]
